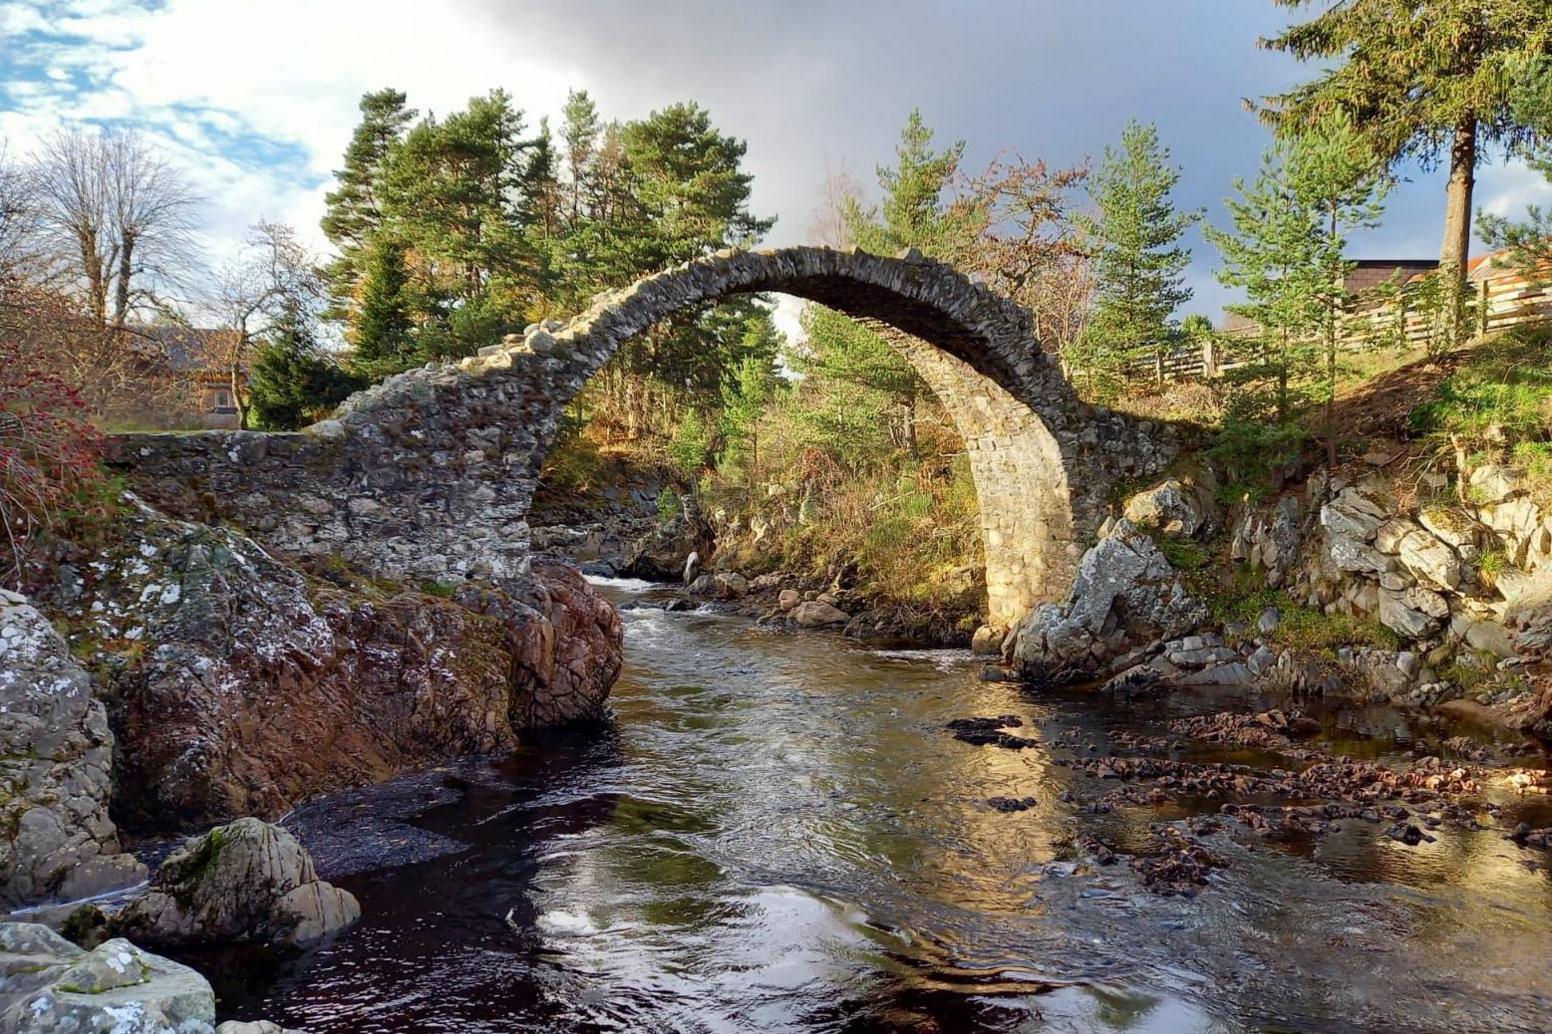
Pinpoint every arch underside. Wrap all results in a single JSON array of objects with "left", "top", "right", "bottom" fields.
[
  {"left": 878, "top": 329, "right": 1077, "bottom": 628},
  {"left": 532, "top": 249, "right": 1086, "bottom": 628}
]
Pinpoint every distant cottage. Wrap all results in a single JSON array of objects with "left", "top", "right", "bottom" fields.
[{"left": 134, "top": 326, "right": 247, "bottom": 429}]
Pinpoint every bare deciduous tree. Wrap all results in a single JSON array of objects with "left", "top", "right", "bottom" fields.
[
  {"left": 211, "top": 220, "right": 324, "bottom": 427},
  {"left": 31, "top": 126, "right": 200, "bottom": 331},
  {"left": 0, "top": 143, "right": 38, "bottom": 283},
  {"left": 806, "top": 168, "right": 865, "bottom": 248}
]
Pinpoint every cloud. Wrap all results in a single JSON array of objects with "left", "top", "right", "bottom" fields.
[{"left": 1, "top": 0, "right": 1548, "bottom": 328}]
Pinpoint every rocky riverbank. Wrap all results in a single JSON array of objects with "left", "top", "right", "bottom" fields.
[
  {"left": 1, "top": 473, "right": 625, "bottom": 1022},
  {"left": 1008, "top": 457, "right": 1552, "bottom": 740}
]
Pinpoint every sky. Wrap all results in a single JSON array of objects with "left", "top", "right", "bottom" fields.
[{"left": 3, "top": 0, "right": 1550, "bottom": 327}]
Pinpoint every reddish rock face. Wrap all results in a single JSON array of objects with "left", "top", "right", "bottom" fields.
[
  {"left": 57, "top": 512, "right": 622, "bottom": 833},
  {"left": 455, "top": 557, "right": 624, "bottom": 728}
]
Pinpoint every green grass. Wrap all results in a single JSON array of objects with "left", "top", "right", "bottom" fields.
[
  {"left": 1409, "top": 326, "right": 1552, "bottom": 501},
  {"left": 1208, "top": 585, "right": 1399, "bottom": 656}
]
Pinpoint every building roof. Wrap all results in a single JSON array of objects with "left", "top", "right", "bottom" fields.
[{"left": 131, "top": 325, "right": 242, "bottom": 374}]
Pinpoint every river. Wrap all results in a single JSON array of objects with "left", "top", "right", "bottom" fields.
[{"left": 209, "top": 577, "right": 1552, "bottom": 1033}]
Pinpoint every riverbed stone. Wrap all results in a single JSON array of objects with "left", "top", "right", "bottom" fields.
[
  {"left": 117, "top": 818, "right": 359, "bottom": 948},
  {"left": 791, "top": 601, "right": 850, "bottom": 628},
  {"left": 0, "top": 592, "right": 145, "bottom": 907}
]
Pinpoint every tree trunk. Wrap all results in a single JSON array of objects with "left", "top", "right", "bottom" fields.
[
  {"left": 113, "top": 232, "right": 135, "bottom": 332},
  {"left": 231, "top": 361, "right": 249, "bottom": 430},
  {"left": 1437, "top": 116, "right": 1477, "bottom": 350}
]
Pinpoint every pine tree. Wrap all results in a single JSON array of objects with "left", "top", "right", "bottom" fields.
[
  {"left": 1077, "top": 120, "right": 1197, "bottom": 392},
  {"left": 1479, "top": 56, "right": 1552, "bottom": 276},
  {"left": 249, "top": 306, "right": 365, "bottom": 430},
  {"left": 321, "top": 89, "right": 416, "bottom": 314},
  {"left": 718, "top": 312, "right": 783, "bottom": 482},
  {"left": 798, "top": 110, "right": 987, "bottom": 456},
  {"left": 1259, "top": 0, "right": 1552, "bottom": 345},
  {"left": 561, "top": 89, "right": 602, "bottom": 231},
  {"left": 1207, "top": 114, "right": 1387, "bottom": 469},
  {"left": 351, "top": 234, "right": 415, "bottom": 376},
  {"left": 1207, "top": 139, "right": 1327, "bottom": 425},
  {"left": 844, "top": 109, "right": 984, "bottom": 265},
  {"left": 1297, "top": 111, "right": 1388, "bottom": 463}
]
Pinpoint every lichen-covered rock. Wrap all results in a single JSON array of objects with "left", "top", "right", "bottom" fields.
[
  {"left": 1009, "top": 519, "right": 1206, "bottom": 683},
  {"left": 52, "top": 508, "right": 620, "bottom": 831},
  {"left": 117, "top": 819, "right": 358, "bottom": 948},
  {"left": 1321, "top": 488, "right": 1387, "bottom": 542},
  {"left": 1394, "top": 527, "right": 1462, "bottom": 591},
  {"left": 0, "top": 923, "right": 214, "bottom": 1033},
  {"left": 1229, "top": 495, "right": 1301, "bottom": 587},
  {"left": 0, "top": 592, "right": 144, "bottom": 907}
]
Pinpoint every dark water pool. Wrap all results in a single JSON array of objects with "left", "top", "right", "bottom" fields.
[{"left": 208, "top": 578, "right": 1552, "bottom": 1033}]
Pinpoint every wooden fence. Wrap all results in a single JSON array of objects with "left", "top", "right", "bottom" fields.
[{"left": 1119, "top": 260, "right": 1552, "bottom": 384}]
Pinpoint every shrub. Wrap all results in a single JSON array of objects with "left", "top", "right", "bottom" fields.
[{"left": 0, "top": 336, "right": 108, "bottom": 587}]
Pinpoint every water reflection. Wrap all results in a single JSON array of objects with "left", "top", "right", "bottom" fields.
[{"left": 216, "top": 578, "right": 1552, "bottom": 1033}]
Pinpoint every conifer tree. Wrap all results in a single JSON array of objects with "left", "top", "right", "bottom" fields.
[
  {"left": 321, "top": 89, "right": 416, "bottom": 314},
  {"left": 250, "top": 305, "right": 365, "bottom": 430},
  {"left": 1077, "top": 120, "right": 1197, "bottom": 392},
  {"left": 1208, "top": 113, "right": 1386, "bottom": 464},
  {"left": 351, "top": 234, "right": 416, "bottom": 376},
  {"left": 1259, "top": 0, "right": 1552, "bottom": 345},
  {"left": 1479, "top": 56, "right": 1552, "bottom": 276}
]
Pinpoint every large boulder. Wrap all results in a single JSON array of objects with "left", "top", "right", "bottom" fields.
[
  {"left": 51, "top": 509, "right": 621, "bottom": 831},
  {"left": 0, "top": 922, "right": 297, "bottom": 1033},
  {"left": 0, "top": 593, "right": 144, "bottom": 907},
  {"left": 1122, "top": 477, "right": 1219, "bottom": 539},
  {"left": 1009, "top": 519, "right": 1207, "bottom": 683},
  {"left": 0, "top": 923, "right": 213, "bottom": 1033},
  {"left": 117, "top": 818, "right": 358, "bottom": 948}
]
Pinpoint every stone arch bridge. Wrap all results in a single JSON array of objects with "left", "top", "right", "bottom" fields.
[{"left": 116, "top": 246, "right": 1177, "bottom": 630}]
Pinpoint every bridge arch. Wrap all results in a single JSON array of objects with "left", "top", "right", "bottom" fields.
[{"left": 115, "top": 247, "right": 1176, "bottom": 632}]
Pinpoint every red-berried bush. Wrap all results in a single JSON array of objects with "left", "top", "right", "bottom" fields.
[{"left": 0, "top": 298, "right": 107, "bottom": 589}]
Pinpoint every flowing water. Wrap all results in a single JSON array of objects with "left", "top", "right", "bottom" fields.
[{"left": 211, "top": 578, "right": 1552, "bottom": 1033}]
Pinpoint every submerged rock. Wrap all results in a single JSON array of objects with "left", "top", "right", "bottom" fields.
[
  {"left": 117, "top": 818, "right": 358, "bottom": 948},
  {"left": 0, "top": 592, "right": 145, "bottom": 907},
  {"left": 790, "top": 600, "right": 850, "bottom": 628}
]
